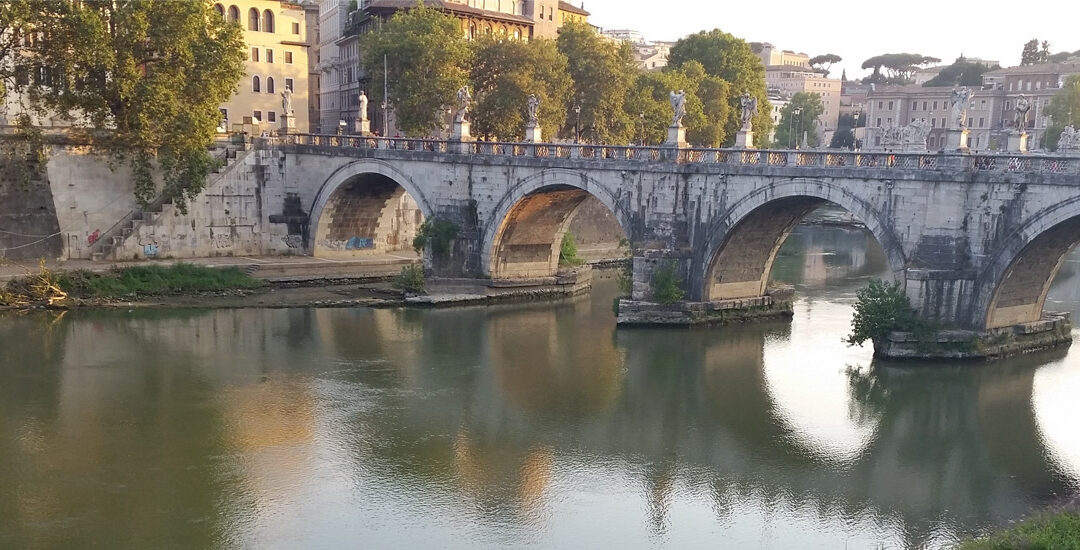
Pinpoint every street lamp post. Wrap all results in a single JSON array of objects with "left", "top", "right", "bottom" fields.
[
  {"left": 852, "top": 112, "right": 860, "bottom": 151},
  {"left": 792, "top": 108, "right": 802, "bottom": 149},
  {"left": 574, "top": 102, "right": 582, "bottom": 144}
]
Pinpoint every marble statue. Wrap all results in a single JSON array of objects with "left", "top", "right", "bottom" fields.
[
  {"left": 670, "top": 90, "right": 686, "bottom": 127},
  {"left": 1014, "top": 94, "right": 1032, "bottom": 132},
  {"left": 454, "top": 85, "right": 472, "bottom": 123},
  {"left": 281, "top": 88, "right": 293, "bottom": 115},
  {"left": 358, "top": 91, "right": 369, "bottom": 122},
  {"left": 526, "top": 94, "right": 540, "bottom": 126},
  {"left": 949, "top": 87, "right": 973, "bottom": 129},
  {"left": 1060, "top": 125, "right": 1080, "bottom": 152},
  {"left": 738, "top": 92, "right": 758, "bottom": 130}
]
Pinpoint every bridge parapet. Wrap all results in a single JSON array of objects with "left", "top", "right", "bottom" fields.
[{"left": 268, "top": 134, "right": 1080, "bottom": 177}]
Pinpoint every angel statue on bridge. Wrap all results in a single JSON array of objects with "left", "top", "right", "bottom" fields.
[
  {"left": 739, "top": 92, "right": 758, "bottom": 131},
  {"left": 454, "top": 85, "right": 472, "bottom": 123},
  {"left": 670, "top": 90, "right": 686, "bottom": 127}
]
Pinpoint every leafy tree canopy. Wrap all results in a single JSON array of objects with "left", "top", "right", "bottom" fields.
[
  {"left": 469, "top": 37, "right": 572, "bottom": 141},
  {"left": 1044, "top": 75, "right": 1080, "bottom": 151},
  {"left": 5, "top": 0, "right": 246, "bottom": 211},
  {"left": 774, "top": 92, "right": 824, "bottom": 149},
  {"left": 809, "top": 53, "right": 842, "bottom": 76},
  {"left": 830, "top": 112, "right": 865, "bottom": 149},
  {"left": 1020, "top": 38, "right": 1050, "bottom": 65},
  {"left": 861, "top": 53, "right": 941, "bottom": 84},
  {"left": 625, "top": 61, "right": 731, "bottom": 147},
  {"left": 556, "top": 20, "right": 637, "bottom": 143},
  {"left": 922, "top": 56, "right": 999, "bottom": 87},
  {"left": 666, "top": 29, "right": 772, "bottom": 146},
  {"left": 360, "top": 2, "right": 471, "bottom": 136}
]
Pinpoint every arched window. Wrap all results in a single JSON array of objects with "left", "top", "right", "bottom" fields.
[
  {"left": 213, "top": 3, "right": 225, "bottom": 18},
  {"left": 499, "top": 25, "right": 507, "bottom": 36},
  {"left": 248, "top": 8, "right": 259, "bottom": 31},
  {"left": 513, "top": 29, "right": 521, "bottom": 40},
  {"left": 484, "top": 24, "right": 491, "bottom": 35},
  {"left": 262, "top": 9, "right": 274, "bottom": 33},
  {"left": 252, "top": 75, "right": 260, "bottom": 93},
  {"left": 227, "top": 5, "right": 239, "bottom": 22},
  {"left": 468, "top": 22, "right": 476, "bottom": 39},
  {"left": 266, "top": 76, "right": 275, "bottom": 94}
]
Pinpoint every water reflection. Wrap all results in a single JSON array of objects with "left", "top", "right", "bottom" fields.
[{"left": 1, "top": 227, "right": 1080, "bottom": 549}]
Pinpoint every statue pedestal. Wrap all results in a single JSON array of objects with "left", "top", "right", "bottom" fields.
[
  {"left": 944, "top": 128, "right": 969, "bottom": 152},
  {"left": 355, "top": 119, "right": 371, "bottom": 135},
  {"left": 1007, "top": 131, "right": 1029, "bottom": 153},
  {"left": 735, "top": 129, "right": 754, "bottom": 148},
  {"left": 524, "top": 123, "right": 542, "bottom": 143},
  {"left": 451, "top": 120, "right": 474, "bottom": 154},
  {"left": 280, "top": 113, "right": 296, "bottom": 135},
  {"left": 665, "top": 125, "right": 688, "bottom": 148}
]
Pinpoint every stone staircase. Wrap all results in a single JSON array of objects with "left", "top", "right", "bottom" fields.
[{"left": 89, "top": 143, "right": 251, "bottom": 261}]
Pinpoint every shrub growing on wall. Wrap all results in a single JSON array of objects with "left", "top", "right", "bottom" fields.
[{"left": 650, "top": 261, "right": 684, "bottom": 304}]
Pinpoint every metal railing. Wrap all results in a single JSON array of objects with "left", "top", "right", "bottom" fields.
[{"left": 270, "top": 134, "right": 1080, "bottom": 176}]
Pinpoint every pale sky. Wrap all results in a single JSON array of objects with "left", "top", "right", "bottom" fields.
[{"left": 582, "top": 0, "right": 1079, "bottom": 79}]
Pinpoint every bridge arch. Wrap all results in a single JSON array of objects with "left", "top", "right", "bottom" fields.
[
  {"left": 974, "top": 197, "right": 1080, "bottom": 330},
  {"left": 696, "top": 178, "right": 906, "bottom": 301},
  {"left": 308, "top": 159, "right": 434, "bottom": 258},
  {"left": 480, "top": 169, "right": 633, "bottom": 279}
]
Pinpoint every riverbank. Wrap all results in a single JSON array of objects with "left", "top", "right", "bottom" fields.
[{"left": 958, "top": 498, "right": 1080, "bottom": 549}]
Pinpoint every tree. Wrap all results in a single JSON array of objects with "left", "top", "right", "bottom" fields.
[
  {"left": 809, "top": 54, "right": 842, "bottom": 76},
  {"left": 861, "top": 53, "right": 941, "bottom": 84},
  {"left": 1020, "top": 38, "right": 1050, "bottom": 65},
  {"left": 469, "top": 37, "right": 572, "bottom": 141},
  {"left": 845, "top": 279, "right": 920, "bottom": 347},
  {"left": 1044, "top": 75, "right": 1080, "bottom": 151},
  {"left": 774, "top": 92, "right": 824, "bottom": 148},
  {"left": 830, "top": 112, "right": 865, "bottom": 149},
  {"left": 666, "top": 29, "right": 773, "bottom": 146},
  {"left": 360, "top": 3, "right": 471, "bottom": 136},
  {"left": 624, "top": 61, "right": 730, "bottom": 147},
  {"left": 923, "top": 57, "right": 999, "bottom": 87},
  {"left": 556, "top": 21, "right": 637, "bottom": 143},
  {"left": 23, "top": 0, "right": 246, "bottom": 211},
  {"left": 1048, "top": 49, "right": 1080, "bottom": 63}
]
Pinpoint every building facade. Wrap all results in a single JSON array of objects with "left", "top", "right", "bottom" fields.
[
  {"left": 752, "top": 42, "right": 810, "bottom": 69},
  {"left": 214, "top": 0, "right": 315, "bottom": 134},
  {"left": 765, "top": 65, "right": 841, "bottom": 143},
  {"left": 864, "top": 62, "right": 1080, "bottom": 151}
]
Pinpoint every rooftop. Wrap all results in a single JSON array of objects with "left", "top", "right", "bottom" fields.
[
  {"left": 558, "top": 1, "right": 589, "bottom": 15},
  {"left": 363, "top": 0, "right": 534, "bottom": 25},
  {"left": 983, "top": 62, "right": 1080, "bottom": 76}
]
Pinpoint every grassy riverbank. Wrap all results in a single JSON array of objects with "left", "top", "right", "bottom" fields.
[
  {"left": 0, "top": 262, "right": 265, "bottom": 306},
  {"left": 958, "top": 501, "right": 1080, "bottom": 549}
]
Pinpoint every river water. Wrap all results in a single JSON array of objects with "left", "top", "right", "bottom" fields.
[{"left": 2, "top": 224, "right": 1080, "bottom": 549}]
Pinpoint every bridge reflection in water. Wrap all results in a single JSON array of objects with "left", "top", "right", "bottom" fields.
[{"left": 1, "top": 225, "right": 1080, "bottom": 548}]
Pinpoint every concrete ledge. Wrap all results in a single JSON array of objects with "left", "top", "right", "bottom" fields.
[
  {"left": 407, "top": 266, "right": 592, "bottom": 307},
  {"left": 875, "top": 311, "right": 1073, "bottom": 360},
  {"left": 616, "top": 286, "right": 795, "bottom": 326}
]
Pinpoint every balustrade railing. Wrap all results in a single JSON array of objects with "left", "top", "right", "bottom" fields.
[{"left": 269, "top": 134, "right": 1080, "bottom": 176}]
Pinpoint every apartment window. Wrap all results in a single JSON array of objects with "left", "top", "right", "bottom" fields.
[
  {"left": 292, "top": 22, "right": 300, "bottom": 34},
  {"left": 888, "top": 101, "right": 894, "bottom": 110},
  {"left": 979, "top": 117, "right": 984, "bottom": 127},
  {"left": 911, "top": 118, "right": 916, "bottom": 123},
  {"left": 266, "top": 76, "right": 275, "bottom": 93},
  {"left": 268, "top": 111, "right": 276, "bottom": 122},
  {"left": 247, "top": 7, "right": 259, "bottom": 30},
  {"left": 923, "top": 101, "right": 928, "bottom": 110},
  {"left": 285, "top": 51, "right": 293, "bottom": 64},
  {"left": 251, "top": 47, "right": 259, "bottom": 62},
  {"left": 887, "top": 117, "right": 892, "bottom": 125},
  {"left": 228, "top": 5, "right": 239, "bottom": 22},
  {"left": 933, "top": 101, "right": 938, "bottom": 110},
  {"left": 877, "top": 101, "right": 883, "bottom": 109},
  {"left": 252, "top": 75, "right": 260, "bottom": 92},
  {"left": 968, "top": 117, "right": 973, "bottom": 127},
  {"left": 941, "top": 118, "right": 945, "bottom": 127},
  {"left": 285, "top": 77, "right": 294, "bottom": 91},
  {"left": 931, "top": 118, "right": 936, "bottom": 127},
  {"left": 266, "top": 49, "right": 274, "bottom": 63},
  {"left": 253, "top": 110, "right": 262, "bottom": 122},
  {"left": 876, "top": 118, "right": 882, "bottom": 127},
  {"left": 911, "top": 101, "right": 917, "bottom": 110},
  {"left": 214, "top": 3, "right": 224, "bottom": 18},
  {"left": 262, "top": 10, "right": 274, "bottom": 33}
]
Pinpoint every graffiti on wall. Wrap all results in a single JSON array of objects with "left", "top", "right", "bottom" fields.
[{"left": 319, "top": 237, "right": 375, "bottom": 251}]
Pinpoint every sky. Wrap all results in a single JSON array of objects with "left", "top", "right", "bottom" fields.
[{"left": 580, "top": 0, "right": 1079, "bottom": 79}]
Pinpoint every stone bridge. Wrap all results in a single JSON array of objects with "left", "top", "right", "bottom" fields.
[{"left": 256, "top": 133, "right": 1080, "bottom": 337}]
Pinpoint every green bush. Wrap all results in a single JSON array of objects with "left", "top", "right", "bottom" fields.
[
  {"left": 56, "top": 263, "right": 264, "bottom": 298},
  {"left": 412, "top": 218, "right": 459, "bottom": 257},
  {"left": 393, "top": 264, "right": 426, "bottom": 294},
  {"left": 559, "top": 231, "right": 584, "bottom": 266},
  {"left": 650, "top": 261, "right": 684, "bottom": 304},
  {"left": 845, "top": 279, "right": 927, "bottom": 346}
]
